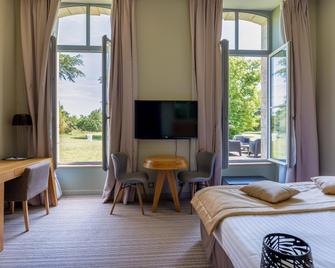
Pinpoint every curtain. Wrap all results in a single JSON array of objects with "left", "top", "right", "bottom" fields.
[
  {"left": 282, "top": 0, "right": 319, "bottom": 182},
  {"left": 189, "top": 0, "right": 223, "bottom": 185},
  {"left": 102, "top": 0, "right": 138, "bottom": 203},
  {"left": 20, "top": 0, "right": 61, "bottom": 203}
]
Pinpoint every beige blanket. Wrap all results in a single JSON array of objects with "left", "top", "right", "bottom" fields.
[{"left": 191, "top": 182, "right": 335, "bottom": 235}]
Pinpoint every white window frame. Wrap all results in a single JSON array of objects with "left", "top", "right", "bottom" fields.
[{"left": 267, "top": 42, "right": 291, "bottom": 165}]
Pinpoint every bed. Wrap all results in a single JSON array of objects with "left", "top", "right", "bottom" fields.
[{"left": 192, "top": 183, "right": 335, "bottom": 268}]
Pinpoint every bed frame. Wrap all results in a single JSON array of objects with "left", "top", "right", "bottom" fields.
[{"left": 200, "top": 223, "right": 235, "bottom": 268}]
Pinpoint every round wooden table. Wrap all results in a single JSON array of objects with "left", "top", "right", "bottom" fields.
[{"left": 143, "top": 155, "right": 188, "bottom": 212}]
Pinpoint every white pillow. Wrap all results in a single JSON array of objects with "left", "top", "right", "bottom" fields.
[
  {"left": 240, "top": 180, "right": 299, "bottom": 204},
  {"left": 311, "top": 176, "right": 335, "bottom": 194}
]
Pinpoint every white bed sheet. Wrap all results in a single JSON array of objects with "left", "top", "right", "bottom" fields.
[{"left": 213, "top": 211, "right": 335, "bottom": 268}]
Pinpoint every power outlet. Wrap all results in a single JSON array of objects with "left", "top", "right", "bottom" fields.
[{"left": 148, "top": 182, "right": 155, "bottom": 188}]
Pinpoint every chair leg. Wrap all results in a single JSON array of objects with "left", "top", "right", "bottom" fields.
[
  {"left": 22, "top": 201, "right": 29, "bottom": 232},
  {"left": 178, "top": 183, "right": 184, "bottom": 199},
  {"left": 10, "top": 201, "right": 15, "bottom": 214},
  {"left": 141, "top": 183, "right": 146, "bottom": 201},
  {"left": 44, "top": 189, "right": 49, "bottom": 215},
  {"left": 136, "top": 184, "right": 144, "bottom": 215},
  {"left": 110, "top": 185, "right": 123, "bottom": 215}
]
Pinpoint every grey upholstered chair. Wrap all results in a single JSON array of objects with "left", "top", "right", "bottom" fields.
[
  {"left": 249, "top": 139, "right": 261, "bottom": 157},
  {"left": 234, "top": 135, "right": 250, "bottom": 145},
  {"left": 5, "top": 162, "right": 50, "bottom": 232},
  {"left": 177, "top": 151, "right": 216, "bottom": 214},
  {"left": 110, "top": 153, "right": 148, "bottom": 215},
  {"left": 229, "top": 140, "right": 241, "bottom": 156}
]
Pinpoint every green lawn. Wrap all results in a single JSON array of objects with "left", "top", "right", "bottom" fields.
[{"left": 59, "top": 130, "right": 102, "bottom": 163}]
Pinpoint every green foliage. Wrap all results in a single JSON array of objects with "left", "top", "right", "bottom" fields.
[
  {"left": 59, "top": 105, "right": 78, "bottom": 134},
  {"left": 59, "top": 54, "right": 85, "bottom": 82},
  {"left": 77, "top": 109, "right": 102, "bottom": 132},
  {"left": 59, "top": 106, "right": 102, "bottom": 134},
  {"left": 229, "top": 57, "right": 261, "bottom": 138}
]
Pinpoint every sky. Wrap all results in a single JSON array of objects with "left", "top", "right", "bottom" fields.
[{"left": 58, "top": 13, "right": 110, "bottom": 116}]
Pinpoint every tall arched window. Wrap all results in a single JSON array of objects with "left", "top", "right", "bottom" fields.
[
  {"left": 56, "top": 4, "right": 111, "bottom": 165},
  {"left": 222, "top": 10, "right": 271, "bottom": 162}
]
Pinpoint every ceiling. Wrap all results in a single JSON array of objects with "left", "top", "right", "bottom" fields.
[{"left": 224, "top": 0, "right": 281, "bottom": 10}]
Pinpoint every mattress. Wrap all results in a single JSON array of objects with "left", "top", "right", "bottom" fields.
[{"left": 213, "top": 211, "right": 335, "bottom": 268}]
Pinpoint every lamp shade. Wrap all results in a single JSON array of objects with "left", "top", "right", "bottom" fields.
[{"left": 12, "top": 114, "right": 32, "bottom": 126}]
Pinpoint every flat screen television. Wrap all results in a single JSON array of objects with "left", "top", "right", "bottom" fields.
[{"left": 135, "top": 100, "right": 198, "bottom": 139}]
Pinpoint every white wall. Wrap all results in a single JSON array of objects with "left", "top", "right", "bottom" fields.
[{"left": 0, "top": 0, "right": 16, "bottom": 159}]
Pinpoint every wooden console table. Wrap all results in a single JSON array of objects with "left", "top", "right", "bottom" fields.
[
  {"left": 143, "top": 155, "right": 188, "bottom": 212},
  {"left": 0, "top": 158, "right": 58, "bottom": 252}
]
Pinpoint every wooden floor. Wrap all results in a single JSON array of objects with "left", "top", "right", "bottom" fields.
[{"left": 1, "top": 196, "right": 211, "bottom": 268}]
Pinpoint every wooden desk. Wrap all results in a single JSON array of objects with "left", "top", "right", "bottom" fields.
[
  {"left": 0, "top": 158, "right": 58, "bottom": 252},
  {"left": 143, "top": 155, "right": 188, "bottom": 212}
]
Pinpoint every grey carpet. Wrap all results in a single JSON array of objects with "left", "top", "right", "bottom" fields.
[{"left": 1, "top": 196, "right": 211, "bottom": 268}]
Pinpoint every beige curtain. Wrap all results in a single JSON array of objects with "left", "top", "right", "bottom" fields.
[
  {"left": 20, "top": 0, "right": 60, "bottom": 158},
  {"left": 20, "top": 0, "right": 61, "bottom": 204},
  {"left": 189, "top": 0, "right": 223, "bottom": 185},
  {"left": 283, "top": 0, "right": 319, "bottom": 182},
  {"left": 102, "top": 0, "right": 138, "bottom": 203}
]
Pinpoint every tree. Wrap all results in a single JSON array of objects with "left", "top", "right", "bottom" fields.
[
  {"left": 59, "top": 105, "right": 77, "bottom": 134},
  {"left": 77, "top": 109, "right": 102, "bottom": 132},
  {"left": 59, "top": 54, "right": 85, "bottom": 82},
  {"left": 58, "top": 53, "right": 85, "bottom": 134},
  {"left": 229, "top": 57, "right": 261, "bottom": 138}
]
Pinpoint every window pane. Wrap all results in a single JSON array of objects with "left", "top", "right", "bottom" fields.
[
  {"left": 58, "top": 6, "right": 87, "bottom": 46},
  {"left": 228, "top": 57, "right": 267, "bottom": 161},
  {"left": 271, "top": 49, "right": 288, "bottom": 107},
  {"left": 222, "top": 12, "right": 235, "bottom": 49},
  {"left": 269, "top": 44, "right": 289, "bottom": 162},
  {"left": 238, "top": 13, "right": 268, "bottom": 50},
  {"left": 270, "top": 106, "right": 287, "bottom": 161},
  {"left": 58, "top": 52, "right": 102, "bottom": 163},
  {"left": 90, "top": 7, "right": 111, "bottom": 46}
]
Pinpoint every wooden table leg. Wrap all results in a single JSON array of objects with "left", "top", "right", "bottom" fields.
[
  {"left": 0, "top": 182, "right": 4, "bottom": 252},
  {"left": 166, "top": 171, "right": 181, "bottom": 212},
  {"left": 152, "top": 172, "right": 165, "bottom": 212},
  {"left": 48, "top": 161, "right": 58, "bottom": 207}
]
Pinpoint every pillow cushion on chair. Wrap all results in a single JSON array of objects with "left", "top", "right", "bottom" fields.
[
  {"left": 311, "top": 176, "right": 335, "bottom": 194},
  {"left": 240, "top": 181, "right": 299, "bottom": 204}
]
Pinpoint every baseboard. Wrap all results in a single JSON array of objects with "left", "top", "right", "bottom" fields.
[
  {"left": 62, "top": 190, "right": 102, "bottom": 196},
  {"left": 62, "top": 190, "right": 191, "bottom": 200}
]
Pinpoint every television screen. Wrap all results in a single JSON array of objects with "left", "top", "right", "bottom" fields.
[{"left": 135, "top": 100, "right": 198, "bottom": 139}]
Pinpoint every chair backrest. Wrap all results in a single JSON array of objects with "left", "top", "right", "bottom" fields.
[
  {"left": 254, "top": 139, "right": 261, "bottom": 153},
  {"left": 197, "top": 151, "right": 216, "bottom": 178},
  {"left": 234, "top": 135, "right": 250, "bottom": 144},
  {"left": 5, "top": 162, "right": 50, "bottom": 201},
  {"left": 111, "top": 153, "right": 128, "bottom": 181}
]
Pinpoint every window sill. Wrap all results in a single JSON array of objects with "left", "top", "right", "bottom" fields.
[
  {"left": 228, "top": 159, "right": 273, "bottom": 166},
  {"left": 58, "top": 164, "right": 102, "bottom": 168}
]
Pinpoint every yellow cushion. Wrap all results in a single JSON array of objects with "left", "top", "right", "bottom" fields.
[
  {"left": 311, "top": 176, "right": 335, "bottom": 194},
  {"left": 240, "top": 181, "right": 299, "bottom": 204}
]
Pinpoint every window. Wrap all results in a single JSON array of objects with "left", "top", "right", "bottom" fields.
[
  {"left": 57, "top": 4, "right": 111, "bottom": 165},
  {"left": 222, "top": 10, "right": 270, "bottom": 162},
  {"left": 269, "top": 43, "right": 290, "bottom": 163}
]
